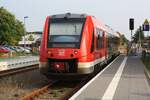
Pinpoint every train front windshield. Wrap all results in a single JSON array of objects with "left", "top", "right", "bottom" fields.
[{"left": 48, "top": 18, "right": 85, "bottom": 48}]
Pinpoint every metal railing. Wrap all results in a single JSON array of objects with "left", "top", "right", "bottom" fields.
[{"left": 0, "top": 56, "right": 39, "bottom": 71}]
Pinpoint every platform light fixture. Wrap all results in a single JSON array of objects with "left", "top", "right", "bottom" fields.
[{"left": 24, "top": 16, "right": 29, "bottom": 48}]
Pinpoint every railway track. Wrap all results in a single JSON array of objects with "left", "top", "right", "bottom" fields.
[
  {"left": 21, "top": 55, "right": 119, "bottom": 100},
  {"left": 0, "top": 55, "right": 118, "bottom": 100},
  {"left": 22, "top": 80, "right": 86, "bottom": 100},
  {"left": 0, "top": 64, "right": 38, "bottom": 77}
]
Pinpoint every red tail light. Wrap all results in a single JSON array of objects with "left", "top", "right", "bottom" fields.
[{"left": 52, "top": 62, "right": 65, "bottom": 71}]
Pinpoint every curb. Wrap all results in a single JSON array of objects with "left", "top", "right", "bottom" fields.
[{"left": 144, "top": 66, "right": 150, "bottom": 86}]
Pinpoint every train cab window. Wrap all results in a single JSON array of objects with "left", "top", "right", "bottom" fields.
[
  {"left": 48, "top": 18, "right": 85, "bottom": 48},
  {"left": 96, "top": 28, "right": 103, "bottom": 49}
]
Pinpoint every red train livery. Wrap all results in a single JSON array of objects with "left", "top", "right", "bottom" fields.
[{"left": 39, "top": 13, "right": 119, "bottom": 79}]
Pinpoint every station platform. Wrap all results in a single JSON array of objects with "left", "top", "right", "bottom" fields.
[{"left": 69, "top": 55, "right": 150, "bottom": 100}]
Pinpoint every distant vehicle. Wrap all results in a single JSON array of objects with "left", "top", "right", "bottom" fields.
[
  {"left": 13, "top": 46, "right": 24, "bottom": 52},
  {"left": 39, "top": 13, "right": 120, "bottom": 80},
  {"left": 25, "top": 47, "right": 32, "bottom": 51},
  {"left": 0, "top": 46, "right": 10, "bottom": 53}
]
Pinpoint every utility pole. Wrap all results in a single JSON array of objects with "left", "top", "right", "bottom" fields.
[
  {"left": 131, "top": 30, "right": 133, "bottom": 42},
  {"left": 139, "top": 26, "right": 142, "bottom": 48}
]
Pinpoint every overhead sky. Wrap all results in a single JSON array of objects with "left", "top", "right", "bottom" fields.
[{"left": 0, "top": 0, "right": 150, "bottom": 40}]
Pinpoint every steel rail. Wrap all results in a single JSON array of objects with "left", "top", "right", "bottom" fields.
[
  {"left": 59, "top": 81, "right": 86, "bottom": 100},
  {"left": 22, "top": 85, "right": 50, "bottom": 100},
  {"left": 0, "top": 64, "right": 38, "bottom": 77},
  {"left": 22, "top": 81, "right": 58, "bottom": 100}
]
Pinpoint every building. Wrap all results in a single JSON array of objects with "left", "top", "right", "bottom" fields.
[{"left": 19, "top": 31, "right": 42, "bottom": 47}]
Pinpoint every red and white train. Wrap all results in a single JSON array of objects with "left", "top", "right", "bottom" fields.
[{"left": 39, "top": 13, "right": 120, "bottom": 79}]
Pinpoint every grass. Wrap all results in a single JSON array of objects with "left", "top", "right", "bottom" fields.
[
  {"left": 0, "top": 77, "right": 25, "bottom": 99},
  {"left": 142, "top": 53, "right": 150, "bottom": 72}
]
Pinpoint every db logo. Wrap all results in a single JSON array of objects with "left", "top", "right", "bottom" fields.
[{"left": 58, "top": 49, "right": 65, "bottom": 56}]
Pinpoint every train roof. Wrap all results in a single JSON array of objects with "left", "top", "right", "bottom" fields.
[
  {"left": 48, "top": 13, "right": 120, "bottom": 38},
  {"left": 91, "top": 16, "right": 108, "bottom": 32},
  {"left": 50, "top": 13, "right": 87, "bottom": 19},
  {"left": 104, "top": 25, "right": 120, "bottom": 37}
]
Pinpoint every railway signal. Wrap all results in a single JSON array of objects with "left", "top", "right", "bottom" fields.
[
  {"left": 129, "top": 18, "right": 134, "bottom": 30},
  {"left": 129, "top": 18, "right": 134, "bottom": 41}
]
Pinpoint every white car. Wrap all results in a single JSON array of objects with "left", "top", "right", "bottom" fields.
[{"left": 18, "top": 46, "right": 31, "bottom": 53}]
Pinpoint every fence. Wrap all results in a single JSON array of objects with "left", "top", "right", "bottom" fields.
[{"left": 0, "top": 56, "right": 39, "bottom": 71}]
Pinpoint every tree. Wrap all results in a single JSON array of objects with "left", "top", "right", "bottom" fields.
[
  {"left": 120, "top": 35, "right": 128, "bottom": 45},
  {"left": 28, "top": 34, "right": 34, "bottom": 41},
  {"left": 0, "top": 7, "right": 25, "bottom": 45},
  {"left": 133, "top": 27, "right": 144, "bottom": 44}
]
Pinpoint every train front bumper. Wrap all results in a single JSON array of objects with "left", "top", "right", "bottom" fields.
[{"left": 39, "top": 61, "right": 94, "bottom": 74}]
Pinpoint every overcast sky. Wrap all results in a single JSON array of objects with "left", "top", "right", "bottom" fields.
[{"left": 0, "top": 0, "right": 150, "bottom": 40}]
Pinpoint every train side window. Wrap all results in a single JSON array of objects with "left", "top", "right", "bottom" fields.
[
  {"left": 96, "top": 28, "right": 99, "bottom": 49},
  {"left": 96, "top": 28, "right": 103, "bottom": 49},
  {"left": 107, "top": 33, "right": 110, "bottom": 48},
  {"left": 99, "top": 30, "right": 103, "bottom": 48},
  {"left": 98, "top": 33, "right": 101, "bottom": 49},
  {"left": 91, "top": 30, "right": 94, "bottom": 53}
]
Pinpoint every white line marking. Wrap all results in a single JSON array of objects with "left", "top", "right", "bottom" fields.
[
  {"left": 69, "top": 56, "right": 120, "bottom": 100},
  {"left": 101, "top": 56, "right": 127, "bottom": 100},
  {"left": 78, "top": 56, "right": 106, "bottom": 68}
]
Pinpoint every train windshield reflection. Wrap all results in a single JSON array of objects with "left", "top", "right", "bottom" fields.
[{"left": 48, "top": 18, "right": 85, "bottom": 48}]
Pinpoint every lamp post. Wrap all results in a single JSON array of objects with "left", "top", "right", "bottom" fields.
[{"left": 24, "top": 16, "right": 29, "bottom": 48}]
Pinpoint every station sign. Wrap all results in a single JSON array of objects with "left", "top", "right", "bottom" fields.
[{"left": 143, "top": 19, "right": 149, "bottom": 31}]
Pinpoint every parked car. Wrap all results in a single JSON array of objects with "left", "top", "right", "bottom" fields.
[
  {"left": 3, "top": 46, "right": 15, "bottom": 52},
  {"left": 0, "top": 46, "right": 10, "bottom": 53},
  {"left": 13, "top": 46, "right": 24, "bottom": 52},
  {"left": 19, "top": 46, "right": 31, "bottom": 53},
  {"left": 25, "top": 47, "right": 32, "bottom": 51}
]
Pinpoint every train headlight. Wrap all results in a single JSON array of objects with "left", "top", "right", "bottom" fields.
[
  {"left": 48, "top": 51, "right": 53, "bottom": 56},
  {"left": 48, "top": 51, "right": 51, "bottom": 54},
  {"left": 74, "top": 50, "right": 78, "bottom": 54}
]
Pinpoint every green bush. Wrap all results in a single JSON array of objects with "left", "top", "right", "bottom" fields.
[
  {"left": 142, "top": 54, "right": 150, "bottom": 72},
  {"left": 0, "top": 53, "right": 4, "bottom": 57}
]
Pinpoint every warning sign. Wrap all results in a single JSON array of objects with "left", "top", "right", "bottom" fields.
[
  {"left": 144, "top": 19, "right": 149, "bottom": 25},
  {"left": 143, "top": 19, "right": 149, "bottom": 31}
]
